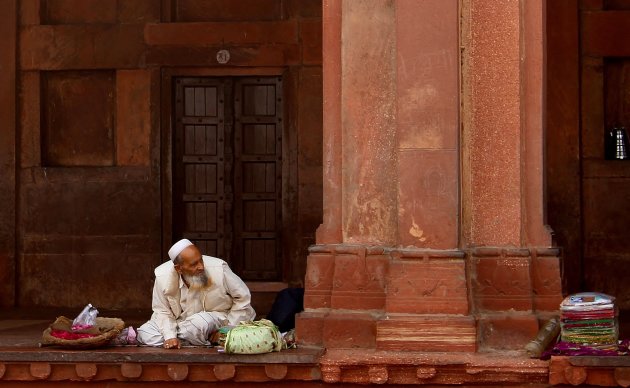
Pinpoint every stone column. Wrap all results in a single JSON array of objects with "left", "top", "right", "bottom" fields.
[
  {"left": 300, "top": 0, "right": 562, "bottom": 352},
  {"left": 378, "top": 0, "right": 474, "bottom": 352},
  {"left": 461, "top": 0, "right": 562, "bottom": 350},
  {"left": 299, "top": 0, "right": 475, "bottom": 352}
]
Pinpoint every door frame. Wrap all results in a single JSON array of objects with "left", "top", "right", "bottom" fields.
[
  {"left": 546, "top": 0, "right": 581, "bottom": 295},
  {"left": 160, "top": 67, "right": 294, "bottom": 286}
]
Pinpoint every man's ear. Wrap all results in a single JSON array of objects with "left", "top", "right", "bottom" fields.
[{"left": 174, "top": 264, "right": 182, "bottom": 274}]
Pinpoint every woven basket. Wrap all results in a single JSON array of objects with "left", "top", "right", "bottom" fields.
[{"left": 41, "top": 316, "right": 125, "bottom": 349}]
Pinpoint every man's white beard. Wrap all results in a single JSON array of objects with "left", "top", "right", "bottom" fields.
[{"left": 182, "top": 272, "right": 209, "bottom": 290}]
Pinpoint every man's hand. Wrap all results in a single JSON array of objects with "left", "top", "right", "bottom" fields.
[{"left": 164, "top": 338, "right": 180, "bottom": 349}]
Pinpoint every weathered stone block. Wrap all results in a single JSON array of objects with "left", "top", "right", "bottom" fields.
[
  {"left": 20, "top": 25, "right": 146, "bottom": 70},
  {"left": 530, "top": 253, "right": 563, "bottom": 311},
  {"left": 477, "top": 314, "right": 539, "bottom": 350},
  {"left": 213, "top": 364, "right": 235, "bottom": 381},
  {"left": 471, "top": 255, "right": 534, "bottom": 311},
  {"left": 19, "top": 253, "right": 155, "bottom": 309},
  {"left": 19, "top": 0, "right": 41, "bottom": 25},
  {"left": 145, "top": 45, "right": 300, "bottom": 68},
  {"left": 22, "top": 181, "right": 158, "bottom": 235},
  {"left": 286, "top": 0, "right": 322, "bottom": 18},
  {"left": 548, "top": 357, "right": 618, "bottom": 386},
  {"left": 295, "top": 310, "right": 326, "bottom": 346},
  {"left": 397, "top": 150, "right": 458, "bottom": 248},
  {"left": 118, "top": 0, "right": 160, "bottom": 23},
  {"left": 396, "top": 0, "right": 458, "bottom": 151},
  {"left": 323, "top": 312, "right": 376, "bottom": 349},
  {"left": 42, "top": 71, "right": 115, "bottom": 166},
  {"left": 175, "top": 0, "right": 283, "bottom": 22},
  {"left": 144, "top": 21, "right": 298, "bottom": 46},
  {"left": 116, "top": 70, "right": 151, "bottom": 166},
  {"left": 330, "top": 249, "right": 387, "bottom": 310},
  {"left": 386, "top": 257, "right": 468, "bottom": 314},
  {"left": 19, "top": 72, "right": 40, "bottom": 168},
  {"left": 303, "top": 251, "right": 334, "bottom": 309},
  {"left": 377, "top": 314, "right": 476, "bottom": 352},
  {"left": 44, "top": 0, "right": 117, "bottom": 24},
  {"left": 300, "top": 19, "right": 322, "bottom": 65},
  {"left": 341, "top": 0, "right": 397, "bottom": 245}
]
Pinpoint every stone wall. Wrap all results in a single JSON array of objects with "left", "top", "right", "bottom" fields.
[{"left": 6, "top": 0, "right": 322, "bottom": 309}]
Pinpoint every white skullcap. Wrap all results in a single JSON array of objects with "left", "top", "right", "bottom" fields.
[{"left": 168, "top": 239, "right": 193, "bottom": 261}]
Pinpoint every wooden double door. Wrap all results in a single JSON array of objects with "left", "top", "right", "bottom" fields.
[{"left": 172, "top": 76, "right": 283, "bottom": 281}]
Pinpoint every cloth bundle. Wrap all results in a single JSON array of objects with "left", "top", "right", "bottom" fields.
[
  {"left": 560, "top": 292, "right": 618, "bottom": 349},
  {"left": 223, "top": 319, "right": 283, "bottom": 354}
]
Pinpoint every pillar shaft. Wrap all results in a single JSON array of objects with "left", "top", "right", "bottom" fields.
[{"left": 300, "top": 0, "right": 562, "bottom": 352}]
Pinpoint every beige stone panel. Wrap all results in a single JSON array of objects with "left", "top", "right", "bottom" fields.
[
  {"left": 396, "top": 0, "right": 458, "bottom": 150},
  {"left": 341, "top": 0, "right": 397, "bottom": 244}
]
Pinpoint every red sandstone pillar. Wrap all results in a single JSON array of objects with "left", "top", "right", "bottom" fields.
[
  {"left": 299, "top": 0, "right": 475, "bottom": 352},
  {"left": 300, "top": 0, "right": 562, "bottom": 352},
  {"left": 461, "top": 0, "right": 562, "bottom": 350}
]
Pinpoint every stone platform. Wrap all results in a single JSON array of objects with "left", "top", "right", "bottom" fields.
[
  {"left": 0, "top": 314, "right": 549, "bottom": 386},
  {"left": 550, "top": 356, "right": 630, "bottom": 387},
  {"left": 3, "top": 309, "right": 628, "bottom": 386},
  {"left": 0, "top": 312, "right": 322, "bottom": 385}
]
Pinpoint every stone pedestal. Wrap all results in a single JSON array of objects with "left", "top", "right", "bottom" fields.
[
  {"left": 297, "top": 245, "right": 562, "bottom": 351},
  {"left": 297, "top": 246, "right": 477, "bottom": 351},
  {"left": 298, "top": 0, "right": 563, "bottom": 356}
]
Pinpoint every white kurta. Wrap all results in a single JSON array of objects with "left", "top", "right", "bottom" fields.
[{"left": 136, "top": 255, "right": 256, "bottom": 346}]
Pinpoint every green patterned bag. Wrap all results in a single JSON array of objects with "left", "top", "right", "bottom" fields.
[{"left": 224, "top": 319, "right": 282, "bottom": 354}]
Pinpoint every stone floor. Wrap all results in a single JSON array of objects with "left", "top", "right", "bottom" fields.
[
  {"left": 3, "top": 308, "right": 630, "bottom": 386},
  {"left": 0, "top": 308, "right": 324, "bottom": 385}
]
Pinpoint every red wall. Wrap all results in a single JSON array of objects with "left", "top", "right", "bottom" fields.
[{"left": 8, "top": 0, "right": 322, "bottom": 309}]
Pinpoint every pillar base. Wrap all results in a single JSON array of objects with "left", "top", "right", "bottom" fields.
[
  {"left": 298, "top": 244, "right": 563, "bottom": 352},
  {"left": 377, "top": 314, "right": 476, "bottom": 352},
  {"left": 320, "top": 349, "right": 548, "bottom": 385}
]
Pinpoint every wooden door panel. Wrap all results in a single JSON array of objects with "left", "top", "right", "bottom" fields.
[
  {"left": 242, "top": 84, "right": 277, "bottom": 116},
  {"left": 243, "top": 239, "right": 278, "bottom": 278},
  {"left": 243, "top": 200, "right": 276, "bottom": 231},
  {"left": 184, "top": 202, "right": 218, "bottom": 232},
  {"left": 175, "top": 78, "right": 227, "bottom": 260},
  {"left": 184, "top": 125, "right": 218, "bottom": 156},
  {"left": 184, "top": 163, "right": 218, "bottom": 194},
  {"left": 234, "top": 77, "right": 282, "bottom": 280},
  {"left": 242, "top": 162, "right": 277, "bottom": 192},
  {"left": 243, "top": 124, "right": 277, "bottom": 154},
  {"left": 173, "top": 76, "right": 282, "bottom": 280},
  {"left": 184, "top": 86, "right": 218, "bottom": 117}
]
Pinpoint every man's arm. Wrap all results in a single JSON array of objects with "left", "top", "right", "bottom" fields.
[
  {"left": 151, "top": 278, "right": 179, "bottom": 341},
  {"left": 222, "top": 264, "right": 256, "bottom": 325}
]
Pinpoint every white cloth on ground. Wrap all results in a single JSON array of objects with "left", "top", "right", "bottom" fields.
[
  {"left": 136, "top": 255, "right": 256, "bottom": 346},
  {"left": 136, "top": 311, "right": 223, "bottom": 346}
]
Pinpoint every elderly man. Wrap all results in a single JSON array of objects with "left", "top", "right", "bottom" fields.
[{"left": 136, "top": 239, "right": 256, "bottom": 348}]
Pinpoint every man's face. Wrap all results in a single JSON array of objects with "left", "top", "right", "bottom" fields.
[{"left": 175, "top": 245, "right": 205, "bottom": 276}]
